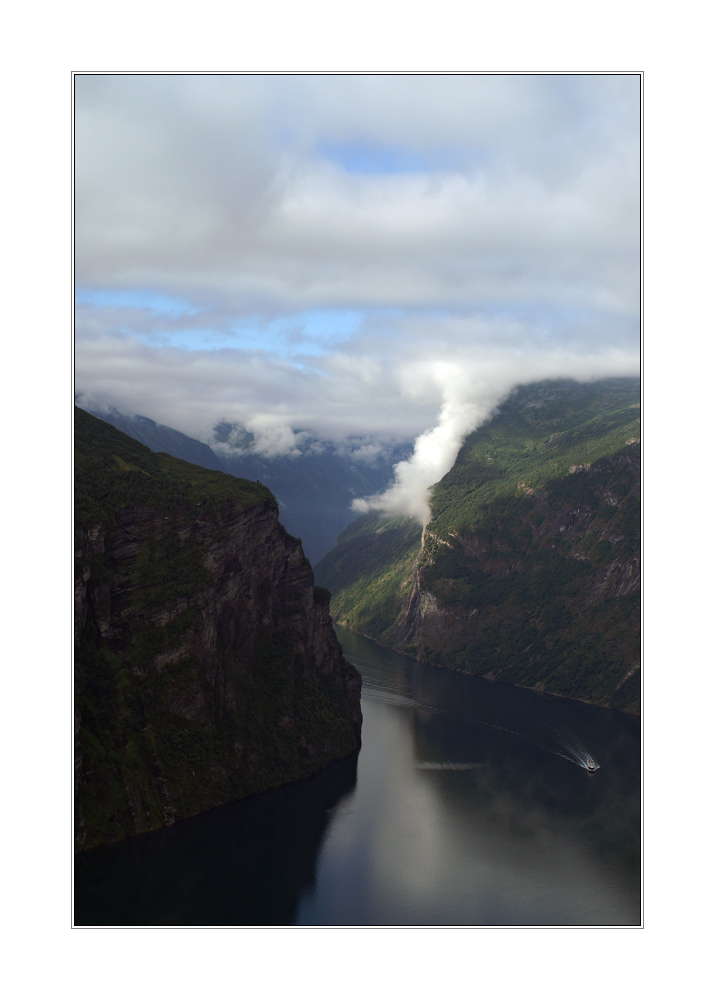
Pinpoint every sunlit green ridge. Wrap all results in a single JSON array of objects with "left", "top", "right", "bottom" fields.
[
  {"left": 75, "top": 406, "right": 274, "bottom": 530},
  {"left": 316, "top": 378, "right": 640, "bottom": 712}
]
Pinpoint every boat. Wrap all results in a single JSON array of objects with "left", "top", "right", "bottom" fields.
[{"left": 585, "top": 757, "right": 599, "bottom": 772}]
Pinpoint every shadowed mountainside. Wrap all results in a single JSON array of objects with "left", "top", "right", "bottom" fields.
[{"left": 75, "top": 408, "right": 361, "bottom": 851}]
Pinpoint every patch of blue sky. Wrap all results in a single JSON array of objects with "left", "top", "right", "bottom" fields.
[
  {"left": 316, "top": 141, "right": 434, "bottom": 175},
  {"left": 316, "top": 141, "right": 490, "bottom": 176},
  {"left": 231, "top": 307, "right": 367, "bottom": 357},
  {"left": 77, "top": 290, "right": 400, "bottom": 358},
  {"left": 123, "top": 307, "right": 369, "bottom": 357},
  {"left": 75, "top": 287, "right": 200, "bottom": 316}
]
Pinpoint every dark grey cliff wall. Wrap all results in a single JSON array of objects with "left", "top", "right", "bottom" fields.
[{"left": 75, "top": 495, "right": 361, "bottom": 852}]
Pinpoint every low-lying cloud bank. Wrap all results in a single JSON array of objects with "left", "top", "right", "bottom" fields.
[
  {"left": 76, "top": 309, "right": 639, "bottom": 526},
  {"left": 351, "top": 349, "right": 639, "bottom": 526},
  {"left": 76, "top": 308, "right": 639, "bottom": 474}
]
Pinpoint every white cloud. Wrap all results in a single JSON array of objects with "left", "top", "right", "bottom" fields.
[
  {"left": 352, "top": 348, "right": 639, "bottom": 526},
  {"left": 74, "top": 74, "right": 640, "bottom": 511},
  {"left": 75, "top": 74, "right": 639, "bottom": 319}
]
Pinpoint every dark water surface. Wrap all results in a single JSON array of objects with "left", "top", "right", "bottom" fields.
[{"left": 74, "top": 626, "right": 640, "bottom": 926}]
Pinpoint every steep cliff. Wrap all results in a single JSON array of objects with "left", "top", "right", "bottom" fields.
[
  {"left": 75, "top": 409, "right": 361, "bottom": 851},
  {"left": 316, "top": 378, "right": 640, "bottom": 713}
]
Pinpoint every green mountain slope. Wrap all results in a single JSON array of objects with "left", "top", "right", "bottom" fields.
[
  {"left": 316, "top": 378, "right": 641, "bottom": 713},
  {"left": 78, "top": 406, "right": 226, "bottom": 470},
  {"left": 77, "top": 402, "right": 410, "bottom": 563},
  {"left": 315, "top": 512, "right": 423, "bottom": 638},
  {"left": 75, "top": 405, "right": 273, "bottom": 528}
]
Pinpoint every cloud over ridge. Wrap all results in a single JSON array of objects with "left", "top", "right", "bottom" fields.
[
  {"left": 74, "top": 74, "right": 640, "bottom": 521},
  {"left": 351, "top": 348, "right": 639, "bottom": 526}
]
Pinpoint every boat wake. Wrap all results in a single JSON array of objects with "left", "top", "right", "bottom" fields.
[
  {"left": 361, "top": 678, "right": 447, "bottom": 715},
  {"left": 360, "top": 677, "right": 599, "bottom": 772},
  {"left": 416, "top": 761, "right": 484, "bottom": 771},
  {"left": 540, "top": 723, "right": 600, "bottom": 771},
  {"left": 470, "top": 717, "right": 600, "bottom": 773},
  {"left": 361, "top": 680, "right": 444, "bottom": 714}
]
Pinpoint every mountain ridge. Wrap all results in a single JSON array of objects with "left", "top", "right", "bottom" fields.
[
  {"left": 316, "top": 377, "right": 641, "bottom": 713},
  {"left": 75, "top": 401, "right": 408, "bottom": 562}
]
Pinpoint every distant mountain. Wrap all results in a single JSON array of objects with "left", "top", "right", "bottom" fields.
[
  {"left": 316, "top": 377, "right": 641, "bottom": 713},
  {"left": 217, "top": 441, "right": 410, "bottom": 565},
  {"left": 77, "top": 402, "right": 408, "bottom": 562},
  {"left": 81, "top": 407, "right": 226, "bottom": 471}
]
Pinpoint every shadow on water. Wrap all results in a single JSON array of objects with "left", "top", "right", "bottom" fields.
[{"left": 74, "top": 752, "right": 358, "bottom": 926}]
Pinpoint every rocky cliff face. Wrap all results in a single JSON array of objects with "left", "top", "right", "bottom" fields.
[
  {"left": 74, "top": 411, "right": 361, "bottom": 852},
  {"left": 387, "top": 450, "right": 640, "bottom": 711}
]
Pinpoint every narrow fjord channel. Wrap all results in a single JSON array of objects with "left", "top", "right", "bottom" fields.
[{"left": 75, "top": 625, "right": 640, "bottom": 926}]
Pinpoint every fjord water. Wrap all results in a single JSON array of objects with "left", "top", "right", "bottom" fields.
[{"left": 74, "top": 626, "right": 640, "bottom": 926}]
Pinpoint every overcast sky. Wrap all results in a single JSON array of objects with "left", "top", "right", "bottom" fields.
[{"left": 75, "top": 73, "right": 640, "bottom": 519}]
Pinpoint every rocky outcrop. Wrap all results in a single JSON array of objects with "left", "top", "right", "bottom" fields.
[
  {"left": 384, "top": 451, "right": 640, "bottom": 709},
  {"left": 75, "top": 492, "right": 361, "bottom": 852}
]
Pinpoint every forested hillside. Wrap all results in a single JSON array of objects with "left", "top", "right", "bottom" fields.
[
  {"left": 77, "top": 402, "right": 407, "bottom": 562},
  {"left": 316, "top": 378, "right": 641, "bottom": 712}
]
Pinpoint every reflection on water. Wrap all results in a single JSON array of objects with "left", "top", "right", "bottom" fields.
[
  {"left": 295, "top": 627, "right": 640, "bottom": 926},
  {"left": 75, "top": 625, "right": 640, "bottom": 926}
]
